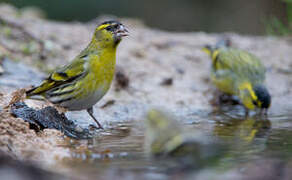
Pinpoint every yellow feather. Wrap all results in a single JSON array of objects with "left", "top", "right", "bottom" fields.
[
  {"left": 238, "top": 82, "right": 257, "bottom": 101},
  {"left": 212, "top": 50, "right": 219, "bottom": 62},
  {"left": 97, "top": 24, "right": 110, "bottom": 31},
  {"left": 202, "top": 47, "right": 211, "bottom": 56}
]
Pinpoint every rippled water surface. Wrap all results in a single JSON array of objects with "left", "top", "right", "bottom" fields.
[{"left": 57, "top": 107, "right": 292, "bottom": 179}]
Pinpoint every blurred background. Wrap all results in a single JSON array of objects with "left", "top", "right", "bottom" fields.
[{"left": 0, "top": 0, "right": 291, "bottom": 35}]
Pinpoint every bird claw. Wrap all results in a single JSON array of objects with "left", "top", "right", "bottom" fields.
[{"left": 89, "top": 124, "right": 104, "bottom": 130}]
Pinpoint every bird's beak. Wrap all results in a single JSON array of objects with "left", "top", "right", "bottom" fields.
[{"left": 116, "top": 25, "right": 129, "bottom": 37}]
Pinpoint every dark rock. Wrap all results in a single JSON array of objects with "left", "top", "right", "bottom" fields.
[
  {"left": 115, "top": 69, "right": 129, "bottom": 91},
  {"left": 10, "top": 102, "right": 94, "bottom": 139},
  {"left": 160, "top": 78, "right": 173, "bottom": 86}
]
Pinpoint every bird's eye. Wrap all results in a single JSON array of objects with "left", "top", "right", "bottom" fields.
[
  {"left": 105, "top": 26, "right": 113, "bottom": 31},
  {"left": 252, "top": 100, "right": 258, "bottom": 106}
]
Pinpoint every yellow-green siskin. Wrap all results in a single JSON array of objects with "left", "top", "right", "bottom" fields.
[
  {"left": 145, "top": 109, "right": 185, "bottom": 156},
  {"left": 26, "top": 21, "right": 129, "bottom": 129},
  {"left": 202, "top": 40, "right": 271, "bottom": 115},
  {"left": 145, "top": 109, "right": 224, "bottom": 167}
]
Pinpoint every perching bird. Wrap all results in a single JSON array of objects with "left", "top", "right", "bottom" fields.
[
  {"left": 202, "top": 39, "right": 271, "bottom": 115},
  {"left": 26, "top": 21, "right": 128, "bottom": 129}
]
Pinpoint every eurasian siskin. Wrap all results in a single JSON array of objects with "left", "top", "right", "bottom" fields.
[
  {"left": 26, "top": 21, "right": 129, "bottom": 129},
  {"left": 145, "top": 109, "right": 224, "bottom": 167},
  {"left": 203, "top": 40, "right": 271, "bottom": 115}
]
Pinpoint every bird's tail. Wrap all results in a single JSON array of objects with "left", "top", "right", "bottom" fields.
[
  {"left": 26, "top": 86, "right": 45, "bottom": 100},
  {"left": 26, "top": 87, "right": 37, "bottom": 97}
]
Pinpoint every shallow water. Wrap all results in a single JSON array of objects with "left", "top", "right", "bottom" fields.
[{"left": 56, "top": 106, "right": 292, "bottom": 180}]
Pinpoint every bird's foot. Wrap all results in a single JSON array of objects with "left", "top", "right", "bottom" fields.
[{"left": 89, "top": 124, "right": 104, "bottom": 130}]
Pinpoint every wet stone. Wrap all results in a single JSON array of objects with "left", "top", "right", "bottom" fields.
[{"left": 10, "top": 102, "right": 95, "bottom": 139}]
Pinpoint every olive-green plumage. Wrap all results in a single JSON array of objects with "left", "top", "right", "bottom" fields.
[
  {"left": 26, "top": 21, "right": 129, "bottom": 128},
  {"left": 145, "top": 109, "right": 224, "bottom": 167},
  {"left": 203, "top": 41, "right": 271, "bottom": 114},
  {"left": 210, "top": 48, "right": 265, "bottom": 94}
]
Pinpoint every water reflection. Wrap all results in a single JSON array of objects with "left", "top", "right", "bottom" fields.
[
  {"left": 212, "top": 111, "right": 272, "bottom": 163},
  {"left": 213, "top": 116, "right": 271, "bottom": 143},
  {"left": 50, "top": 108, "right": 292, "bottom": 180}
]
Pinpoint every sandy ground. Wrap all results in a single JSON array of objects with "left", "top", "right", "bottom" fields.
[{"left": 0, "top": 3, "right": 292, "bottom": 179}]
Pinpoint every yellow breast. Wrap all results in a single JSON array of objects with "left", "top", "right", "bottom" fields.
[{"left": 80, "top": 48, "right": 116, "bottom": 97}]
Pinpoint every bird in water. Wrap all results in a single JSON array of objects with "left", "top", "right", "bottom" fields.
[
  {"left": 203, "top": 39, "right": 271, "bottom": 116},
  {"left": 145, "top": 109, "right": 225, "bottom": 168}
]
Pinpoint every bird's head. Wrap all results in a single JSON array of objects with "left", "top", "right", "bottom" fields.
[
  {"left": 239, "top": 82, "right": 271, "bottom": 110},
  {"left": 202, "top": 45, "right": 215, "bottom": 57},
  {"left": 202, "top": 38, "right": 231, "bottom": 59},
  {"left": 93, "top": 20, "right": 129, "bottom": 48},
  {"left": 253, "top": 84, "right": 271, "bottom": 109}
]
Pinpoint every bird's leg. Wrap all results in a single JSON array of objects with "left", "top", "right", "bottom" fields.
[
  {"left": 261, "top": 108, "right": 268, "bottom": 119},
  {"left": 258, "top": 108, "right": 268, "bottom": 118},
  {"left": 259, "top": 108, "right": 263, "bottom": 116},
  {"left": 245, "top": 108, "right": 249, "bottom": 118},
  {"left": 87, "top": 107, "right": 103, "bottom": 129},
  {"left": 263, "top": 108, "right": 268, "bottom": 116}
]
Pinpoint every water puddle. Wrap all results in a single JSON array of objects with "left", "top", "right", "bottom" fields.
[{"left": 54, "top": 106, "right": 292, "bottom": 179}]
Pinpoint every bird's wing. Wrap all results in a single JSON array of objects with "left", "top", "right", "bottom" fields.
[
  {"left": 237, "top": 50, "right": 266, "bottom": 82},
  {"left": 26, "top": 55, "right": 89, "bottom": 96},
  {"left": 214, "top": 49, "right": 266, "bottom": 82}
]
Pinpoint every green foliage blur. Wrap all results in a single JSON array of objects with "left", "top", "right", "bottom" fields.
[
  {"left": 266, "top": 0, "right": 292, "bottom": 36},
  {"left": 0, "top": 0, "right": 288, "bottom": 35}
]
